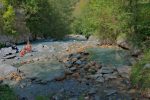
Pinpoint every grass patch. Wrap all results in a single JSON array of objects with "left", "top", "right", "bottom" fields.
[
  {"left": 131, "top": 50, "right": 150, "bottom": 92},
  {"left": 0, "top": 85, "right": 17, "bottom": 100}
]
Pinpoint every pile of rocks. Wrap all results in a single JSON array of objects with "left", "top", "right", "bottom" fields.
[
  {"left": 0, "top": 64, "right": 24, "bottom": 83},
  {"left": 5, "top": 72, "right": 24, "bottom": 82},
  {"left": 62, "top": 51, "right": 131, "bottom": 83}
]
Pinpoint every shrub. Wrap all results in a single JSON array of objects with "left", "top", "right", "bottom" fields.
[
  {"left": 131, "top": 50, "right": 150, "bottom": 91},
  {"left": 0, "top": 85, "right": 17, "bottom": 100}
]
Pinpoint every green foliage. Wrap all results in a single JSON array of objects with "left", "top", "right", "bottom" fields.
[
  {"left": 0, "top": 0, "right": 78, "bottom": 39},
  {"left": 72, "top": 0, "right": 132, "bottom": 41},
  {"left": 0, "top": 0, "right": 149, "bottom": 44},
  {"left": 23, "top": 0, "right": 78, "bottom": 39},
  {"left": 131, "top": 2, "right": 150, "bottom": 48},
  {"left": 0, "top": 85, "right": 17, "bottom": 100},
  {"left": 0, "top": 0, "right": 17, "bottom": 36},
  {"left": 36, "top": 95, "right": 49, "bottom": 100},
  {"left": 131, "top": 50, "right": 150, "bottom": 90},
  {"left": 2, "top": 5, "right": 16, "bottom": 35},
  {"left": 72, "top": 0, "right": 149, "bottom": 47}
]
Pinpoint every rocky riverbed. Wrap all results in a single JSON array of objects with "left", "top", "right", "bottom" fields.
[{"left": 0, "top": 37, "right": 148, "bottom": 100}]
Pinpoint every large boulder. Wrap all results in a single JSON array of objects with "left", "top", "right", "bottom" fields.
[
  {"left": 117, "top": 34, "right": 130, "bottom": 50},
  {"left": 0, "top": 64, "right": 17, "bottom": 78},
  {"left": 99, "top": 67, "right": 114, "bottom": 74},
  {"left": 0, "top": 47, "right": 17, "bottom": 59},
  {"left": 18, "top": 61, "right": 65, "bottom": 81}
]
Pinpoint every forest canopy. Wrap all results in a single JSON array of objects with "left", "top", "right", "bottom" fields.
[
  {"left": 0, "top": 0, "right": 149, "bottom": 48},
  {"left": 72, "top": 0, "right": 150, "bottom": 48},
  {"left": 0, "top": 0, "right": 78, "bottom": 39}
]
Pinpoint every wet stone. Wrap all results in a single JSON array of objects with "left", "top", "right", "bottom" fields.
[
  {"left": 88, "top": 88, "right": 97, "bottom": 95},
  {"left": 94, "top": 95, "right": 101, "bottom": 100},
  {"left": 104, "top": 89, "right": 117, "bottom": 96},
  {"left": 65, "top": 61, "right": 73, "bottom": 67},
  {"left": 89, "top": 74, "right": 102, "bottom": 79},
  {"left": 70, "top": 67, "right": 77, "bottom": 72},
  {"left": 120, "top": 73, "right": 130, "bottom": 79},
  {"left": 20, "top": 83, "right": 26, "bottom": 88},
  {"left": 65, "top": 69, "right": 73, "bottom": 75},
  {"left": 103, "top": 73, "right": 118, "bottom": 81},
  {"left": 75, "top": 60, "right": 82, "bottom": 65},
  {"left": 72, "top": 58, "right": 78, "bottom": 62},
  {"left": 96, "top": 76, "right": 104, "bottom": 83},
  {"left": 99, "top": 67, "right": 114, "bottom": 74},
  {"left": 72, "top": 54, "right": 81, "bottom": 59}
]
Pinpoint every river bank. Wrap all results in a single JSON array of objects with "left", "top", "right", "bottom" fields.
[{"left": 0, "top": 36, "right": 148, "bottom": 100}]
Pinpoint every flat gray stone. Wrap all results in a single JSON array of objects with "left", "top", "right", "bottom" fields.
[
  {"left": 120, "top": 73, "right": 130, "bottom": 79},
  {"left": 89, "top": 73, "right": 102, "bottom": 79},
  {"left": 65, "top": 61, "right": 73, "bottom": 67},
  {"left": 94, "top": 95, "right": 101, "bottom": 100},
  {"left": 0, "top": 64, "right": 17, "bottom": 77},
  {"left": 70, "top": 67, "right": 77, "bottom": 71},
  {"left": 75, "top": 60, "right": 82, "bottom": 65},
  {"left": 72, "top": 54, "right": 81, "bottom": 59},
  {"left": 88, "top": 88, "right": 97, "bottom": 95},
  {"left": 18, "top": 61, "right": 65, "bottom": 81},
  {"left": 99, "top": 67, "right": 114, "bottom": 74},
  {"left": 104, "top": 89, "right": 117, "bottom": 96},
  {"left": 2, "top": 54, "right": 16, "bottom": 59},
  {"left": 96, "top": 76, "right": 104, "bottom": 83},
  {"left": 103, "top": 73, "right": 118, "bottom": 80}
]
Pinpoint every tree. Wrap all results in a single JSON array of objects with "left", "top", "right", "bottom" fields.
[
  {"left": 2, "top": 5, "right": 16, "bottom": 35},
  {"left": 72, "top": 0, "right": 132, "bottom": 42},
  {"left": 23, "top": 0, "right": 78, "bottom": 39}
]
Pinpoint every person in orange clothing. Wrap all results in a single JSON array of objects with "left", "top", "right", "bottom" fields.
[
  {"left": 19, "top": 41, "right": 32, "bottom": 57},
  {"left": 19, "top": 48, "right": 26, "bottom": 57},
  {"left": 25, "top": 41, "right": 32, "bottom": 53}
]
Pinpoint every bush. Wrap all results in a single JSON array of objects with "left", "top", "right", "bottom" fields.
[
  {"left": 72, "top": 0, "right": 132, "bottom": 42},
  {"left": 0, "top": 85, "right": 17, "bottom": 100},
  {"left": 131, "top": 50, "right": 150, "bottom": 91}
]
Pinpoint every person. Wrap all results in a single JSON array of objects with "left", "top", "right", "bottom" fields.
[
  {"left": 19, "top": 47, "right": 26, "bottom": 57},
  {"left": 11, "top": 44, "right": 19, "bottom": 53},
  {"left": 24, "top": 41, "right": 32, "bottom": 53},
  {"left": 19, "top": 41, "right": 32, "bottom": 57}
]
